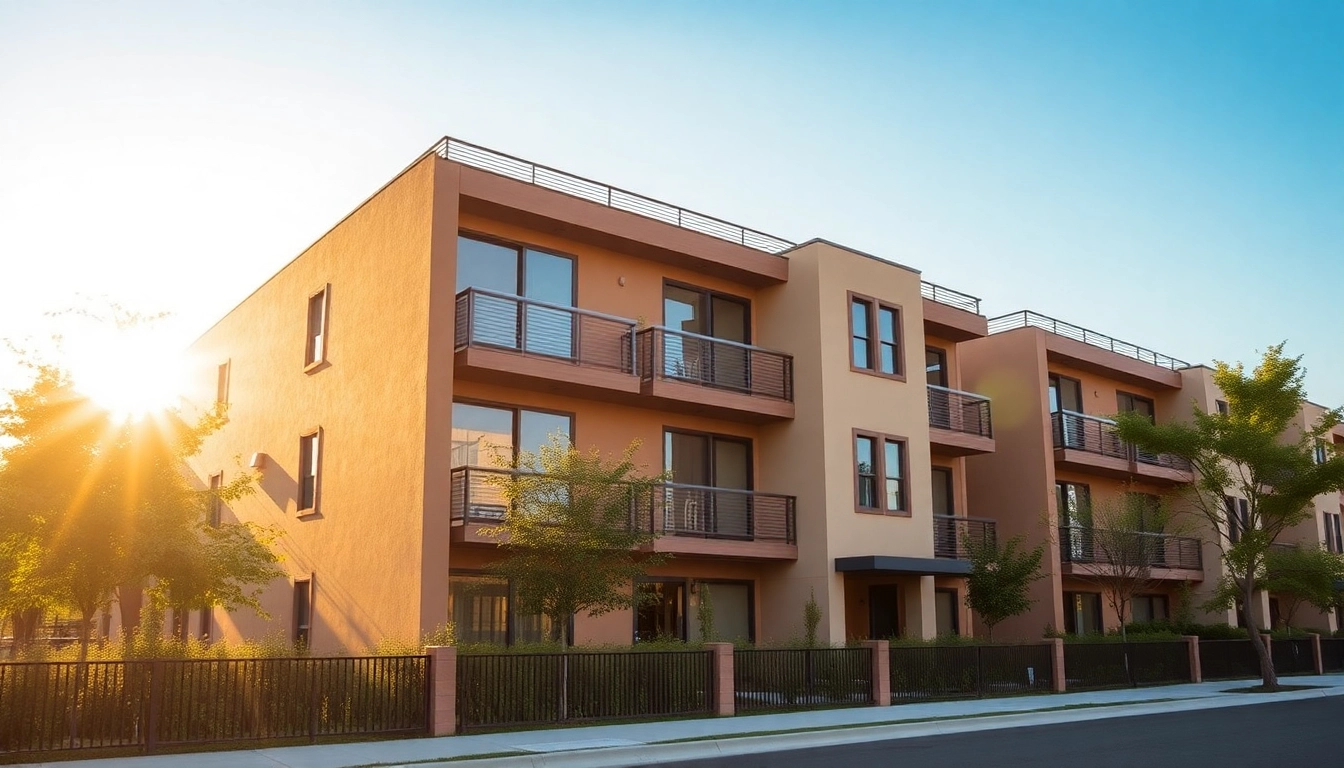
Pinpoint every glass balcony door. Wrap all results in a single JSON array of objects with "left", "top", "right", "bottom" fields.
[
  {"left": 1049, "top": 374, "right": 1085, "bottom": 448},
  {"left": 663, "top": 284, "right": 751, "bottom": 390},
  {"left": 664, "top": 430, "right": 752, "bottom": 539},
  {"left": 458, "top": 235, "right": 575, "bottom": 358}
]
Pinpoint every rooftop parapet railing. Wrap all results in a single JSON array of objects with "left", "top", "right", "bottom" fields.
[
  {"left": 433, "top": 137, "right": 794, "bottom": 255},
  {"left": 921, "top": 281, "right": 981, "bottom": 314},
  {"left": 987, "top": 310, "right": 1191, "bottom": 371}
]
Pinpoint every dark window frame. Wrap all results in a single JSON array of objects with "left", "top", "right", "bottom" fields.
[
  {"left": 298, "top": 428, "right": 322, "bottom": 515},
  {"left": 925, "top": 346, "right": 949, "bottom": 387},
  {"left": 1048, "top": 373, "right": 1083, "bottom": 414},
  {"left": 633, "top": 577, "right": 690, "bottom": 643},
  {"left": 293, "top": 578, "right": 313, "bottom": 648},
  {"left": 1225, "top": 496, "right": 1249, "bottom": 543},
  {"left": 931, "top": 465, "right": 955, "bottom": 517},
  {"left": 451, "top": 398, "right": 577, "bottom": 467},
  {"left": 1063, "top": 590, "right": 1104, "bottom": 635},
  {"left": 1132, "top": 594, "right": 1170, "bottom": 623},
  {"left": 662, "top": 427, "right": 755, "bottom": 490},
  {"left": 208, "top": 472, "right": 224, "bottom": 528},
  {"left": 457, "top": 231, "right": 578, "bottom": 305},
  {"left": 448, "top": 569, "right": 571, "bottom": 645},
  {"left": 848, "top": 292, "right": 904, "bottom": 380},
  {"left": 853, "top": 429, "right": 911, "bottom": 516},
  {"left": 216, "top": 360, "right": 231, "bottom": 406},
  {"left": 693, "top": 578, "right": 756, "bottom": 643},
  {"left": 1116, "top": 391, "right": 1156, "bottom": 422},
  {"left": 662, "top": 280, "right": 753, "bottom": 344},
  {"left": 934, "top": 587, "right": 960, "bottom": 636},
  {"left": 1325, "top": 512, "right": 1342, "bottom": 554},
  {"left": 1056, "top": 480, "right": 1093, "bottom": 527},
  {"left": 304, "top": 285, "right": 330, "bottom": 371},
  {"left": 1215, "top": 400, "right": 1230, "bottom": 416}
]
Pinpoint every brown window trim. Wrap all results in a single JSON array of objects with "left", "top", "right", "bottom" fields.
[
  {"left": 298, "top": 427, "right": 323, "bottom": 517},
  {"left": 852, "top": 428, "right": 911, "bottom": 517},
  {"left": 450, "top": 398, "right": 578, "bottom": 469},
  {"left": 304, "top": 284, "right": 331, "bottom": 373},
  {"left": 457, "top": 231, "right": 579, "bottom": 305},
  {"left": 848, "top": 292, "right": 905, "bottom": 381}
]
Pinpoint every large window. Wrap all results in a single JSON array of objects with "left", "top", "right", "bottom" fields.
[
  {"left": 305, "top": 286, "right": 329, "bottom": 368},
  {"left": 1224, "top": 496, "right": 1249, "bottom": 543},
  {"left": 1132, "top": 595, "right": 1169, "bottom": 624},
  {"left": 635, "top": 580, "right": 687, "bottom": 642},
  {"left": 1117, "top": 392, "right": 1156, "bottom": 422},
  {"left": 457, "top": 234, "right": 576, "bottom": 357},
  {"left": 451, "top": 402, "right": 572, "bottom": 468},
  {"left": 849, "top": 293, "right": 901, "bottom": 377},
  {"left": 662, "top": 283, "right": 751, "bottom": 390},
  {"left": 854, "top": 431, "right": 908, "bottom": 514},
  {"left": 688, "top": 582, "right": 754, "bottom": 643},
  {"left": 448, "top": 573, "right": 555, "bottom": 645},
  {"left": 663, "top": 429, "right": 752, "bottom": 536},
  {"left": 298, "top": 430, "right": 321, "bottom": 514},
  {"left": 925, "top": 347, "right": 948, "bottom": 387},
  {"left": 1057, "top": 481, "right": 1092, "bottom": 561},
  {"left": 935, "top": 589, "right": 959, "bottom": 637},
  {"left": 1326, "top": 512, "right": 1342, "bottom": 554},
  {"left": 1064, "top": 591, "right": 1103, "bottom": 635}
]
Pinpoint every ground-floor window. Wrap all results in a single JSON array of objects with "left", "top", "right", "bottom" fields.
[
  {"left": 935, "top": 588, "right": 959, "bottom": 636},
  {"left": 636, "top": 580, "right": 687, "bottom": 642},
  {"left": 449, "top": 573, "right": 556, "bottom": 645},
  {"left": 1063, "top": 591, "right": 1103, "bottom": 635},
  {"left": 1131, "top": 594, "right": 1169, "bottom": 624},
  {"left": 688, "top": 581, "right": 754, "bottom": 643}
]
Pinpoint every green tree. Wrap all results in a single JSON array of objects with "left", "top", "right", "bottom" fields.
[
  {"left": 964, "top": 534, "right": 1045, "bottom": 641},
  {"left": 481, "top": 436, "right": 668, "bottom": 647},
  {"left": 1072, "top": 491, "right": 1173, "bottom": 641},
  {"left": 1260, "top": 545, "right": 1344, "bottom": 630},
  {"left": 1114, "top": 344, "right": 1344, "bottom": 688}
]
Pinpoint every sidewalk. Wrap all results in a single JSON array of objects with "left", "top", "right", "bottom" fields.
[{"left": 21, "top": 676, "right": 1344, "bottom": 768}]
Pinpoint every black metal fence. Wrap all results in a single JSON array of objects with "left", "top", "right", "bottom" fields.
[
  {"left": 1198, "top": 639, "right": 1262, "bottom": 680},
  {"left": 734, "top": 648, "right": 872, "bottom": 713},
  {"left": 888, "top": 644, "right": 1053, "bottom": 702},
  {"left": 456, "top": 650, "right": 712, "bottom": 731},
  {"left": 0, "top": 656, "right": 427, "bottom": 756},
  {"left": 636, "top": 327, "right": 793, "bottom": 402},
  {"left": 1321, "top": 638, "right": 1344, "bottom": 672},
  {"left": 927, "top": 385, "right": 992, "bottom": 438},
  {"left": 1271, "top": 638, "right": 1316, "bottom": 676},
  {"left": 1063, "top": 642, "right": 1190, "bottom": 691}
]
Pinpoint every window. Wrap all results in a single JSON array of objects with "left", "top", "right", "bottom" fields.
[
  {"left": 299, "top": 431, "right": 321, "bottom": 513},
  {"left": 208, "top": 473, "right": 223, "bottom": 527},
  {"left": 1117, "top": 392, "right": 1155, "bottom": 422},
  {"left": 1132, "top": 595, "right": 1169, "bottom": 624},
  {"left": 198, "top": 609, "right": 212, "bottom": 642},
  {"left": 305, "top": 287, "right": 329, "bottom": 368},
  {"left": 931, "top": 467, "right": 954, "bottom": 517},
  {"left": 849, "top": 293, "right": 902, "bottom": 377},
  {"left": 635, "top": 580, "right": 686, "bottom": 642},
  {"left": 293, "top": 579, "right": 312, "bottom": 648},
  {"left": 925, "top": 347, "right": 948, "bottom": 387},
  {"left": 689, "top": 582, "right": 754, "bottom": 643},
  {"left": 1326, "top": 513, "right": 1343, "bottom": 554},
  {"left": 854, "top": 431, "right": 908, "bottom": 514},
  {"left": 1049, "top": 374, "right": 1084, "bottom": 448},
  {"left": 663, "top": 283, "right": 751, "bottom": 390},
  {"left": 1215, "top": 400, "right": 1230, "bottom": 416},
  {"left": 1224, "top": 496, "right": 1249, "bottom": 543},
  {"left": 458, "top": 234, "right": 576, "bottom": 357},
  {"left": 1064, "top": 592, "right": 1103, "bottom": 635},
  {"left": 1315, "top": 441, "right": 1330, "bottom": 465},
  {"left": 451, "top": 402, "right": 572, "bottom": 468},
  {"left": 216, "top": 361, "right": 230, "bottom": 406},
  {"left": 448, "top": 573, "right": 556, "bottom": 645},
  {"left": 1057, "top": 482, "right": 1092, "bottom": 561},
  {"left": 664, "top": 430, "right": 753, "bottom": 537},
  {"left": 935, "top": 589, "right": 959, "bottom": 636}
]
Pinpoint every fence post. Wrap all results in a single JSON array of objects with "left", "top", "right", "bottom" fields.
[
  {"left": 1050, "top": 638, "right": 1066, "bottom": 692},
  {"left": 1310, "top": 634, "right": 1324, "bottom": 676},
  {"left": 146, "top": 660, "right": 164, "bottom": 754},
  {"left": 863, "top": 640, "right": 890, "bottom": 706},
  {"left": 705, "top": 643, "right": 734, "bottom": 716},
  {"left": 1184, "top": 636, "right": 1201, "bottom": 683},
  {"left": 426, "top": 646, "right": 458, "bottom": 736}
]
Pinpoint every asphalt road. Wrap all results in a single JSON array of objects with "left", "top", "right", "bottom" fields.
[{"left": 654, "top": 696, "right": 1343, "bottom": 768}]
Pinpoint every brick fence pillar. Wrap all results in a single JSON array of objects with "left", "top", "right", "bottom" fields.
[
  {"left": 863, "top": 640, "right": 890, "bottom": 706},
  {"left": 1310, "top": 633, "right": 1324, "bottom": 675},
  {"left": 1183, "top": 636, "right": 1201, "bottom": 683},
  {"left": 425, "top": 646, "right": 457, "bottom": 736},
  {"left": 1050, "top": 638, "right": 1066, "bottom": 692},
  {"left": 705, "top": 643, "right": 735, "bottom": 716}
]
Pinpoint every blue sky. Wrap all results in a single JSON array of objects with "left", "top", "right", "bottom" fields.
[{"left": 1, "top": 1, "right": 1340, "bottom": 404}]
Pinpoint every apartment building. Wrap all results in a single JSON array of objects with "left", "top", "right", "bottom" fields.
[{"left": 184, "top": 138, "right": 997, "bottom": 652}]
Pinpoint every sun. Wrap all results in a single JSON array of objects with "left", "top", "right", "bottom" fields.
[{"left": 63, "top": 325, "right": 186, "bottom": 422}]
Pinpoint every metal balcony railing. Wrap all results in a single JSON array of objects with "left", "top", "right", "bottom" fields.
[
  {"left": 920, "top": 281, "right": 981, "bottom": 314},
  {"left": 1057, "top": 527, "right": 1203, "bottom": 571},
  {"left": 1050, "top": 411, "right": 1192, "bottom": 472},
  {"left": 433, "top": 137, "right": 793, "bottom": 255},
  {"left": 454, "top": 288, "right": 636, "bottom": 373},
  {"left": 450, "top": 466, "right": 515, "bottom": 523},
  {"left": 927, "top": 385, "right": 993, "bottom": 438},
  {"left": 987, "top": 311, "right": 1190, "bottom": 370},
  {"left": 933, "top": 516, "right": 997, "bottom": 559},
  {"left": 642, "top": 484, "right": 796, "bottom": 544},
  {"left": 636, "top": 327, "right": 794, "bottom": 402}
]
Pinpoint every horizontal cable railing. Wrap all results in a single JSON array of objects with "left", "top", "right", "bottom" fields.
[
  {"left": 920, "top": 281, "right": 981, "bottom": 314},
  {"left": 933, "top": 516, "right": 997, "bottom": 559},
  {"left": 987, "top": 311, "right": 1190, "bottom": 370},
  {"left": 646, "top": 483, "right": 796, "bottom": 544},
  {"left": 1057, "top": 527, "right": 1203, "bottom": 570},
  {"left": 636, "top": 327, "right": 793, "bottom": 402},
  {"left": 1051, "top": 412, "right": 1192, "bottom": 471},
  {"left": 450, "top": 466, "right": 515, "bottom": 523},
  {"left": 927, "top": 385, "right": 993, "bottom": 438},
  {"left": 454, "top": 288, "right": 636, "bottom": 373},
  {"left": 433, "top": 137, "right": 793, "bottom": 255}
]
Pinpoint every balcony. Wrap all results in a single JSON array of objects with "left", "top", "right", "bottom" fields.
[
  {"left": 1058, "top": 526, "right": 1204, "bottom": 577},
  {"left": 448, "top": 466, "right": 797, "bottom": 559},
  {"left": 453, "top": 288, "right": 640, "bottom": 397},
  {"left": 921, "top": 281, "right": 988, "bottom": 341},
  {"left": 635, "top": 327, "right": 795, "bottom": 422},
  {"left": 1051, "top": 411, "right": 1194, "bottom": 485},
  {"left": 928, "top": 385, "right": 995, "bottom": 456},
  {"left": 988, "top": 311, "right": 1187, "bottom": 390},
  {"left": 933, "top": 516, "right": 997, "bottom": 559}
]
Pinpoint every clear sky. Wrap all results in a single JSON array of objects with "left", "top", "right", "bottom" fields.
[{"left": 1, "top": 1, "right": 1340, "bottom": 405}]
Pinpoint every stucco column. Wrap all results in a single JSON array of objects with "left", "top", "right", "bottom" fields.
[
  {"left": 1251, "top": 591, "right": 1273, "bottom": 631},
  {"left": 863, "top": 639, "right": 890, "bottom": 705},
  {"left": 1050, "top": 638, "right": 1066, "bottom": 692},
  {"left": 1184, "top": 636, "right": 1202, "bottom": 683},
  {"left": 903, "top": 576, "right": 937, "bottom": 640},
  {"left": 1310, "top": 634, "right": 1324, "bottom": 675},
  {"left": 705, "top": 643, "right": 735, "bottom": 716},
  {"left": 425, "top": 646, "right": 457, "bottom": 736}
]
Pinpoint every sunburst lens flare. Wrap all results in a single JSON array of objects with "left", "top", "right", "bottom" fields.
[{"left": 63, "top": 326, "right": 186, "bottom": 422}]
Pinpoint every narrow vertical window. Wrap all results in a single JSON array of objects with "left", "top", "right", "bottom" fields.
[
  {"left": 877, "top": 306, "right": 899, "bottom": 375},
  {"left": 855, "top": 435, "right": 877, "bottom": 509},
  {"left": 305, "top": 287, "right": 328, "bottom": 368},
  {"left": 299, "top": 431, "right": 321, "bottom": 513},
  {"left": 294, "top": 579, "right": 312, "bottom": 648},
  {"left": 1215, "top": 400, "right": 1229, "bottom": 416},
  {"left": 883, "top": 439, "right": 906, "bottom": 512},
  {"left": 198, "top": 609, "right": 212, "bottom": 641},
  {"left": 1326, "top": 513, "right": 1342, "bottom": 554},
  {"left": 850, "top": 299, "right": 872, "bottom": 370},
  {"left": 216, "top": 361, "right": 230, "bottom": 405},
  {"left": 1225, "top": 497, "right": 1248, "bottom": 543},
  {"left": 208, "top": 473, "right": 223, "bottom": 527}
]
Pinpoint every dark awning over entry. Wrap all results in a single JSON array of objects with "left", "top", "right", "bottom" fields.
[{"left": 834, "top": 556, "right": 972, "bottom": 576}]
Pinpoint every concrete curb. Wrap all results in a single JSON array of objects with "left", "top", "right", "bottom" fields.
[{"left": 419, "top": 686, "right": 1344, "bottom": 768}]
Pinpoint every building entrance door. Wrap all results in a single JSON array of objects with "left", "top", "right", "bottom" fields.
[{"left": 868, "top": 584, "right": 901, "bottom": 639}]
